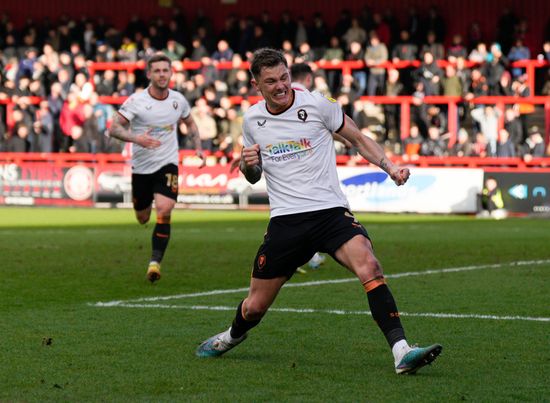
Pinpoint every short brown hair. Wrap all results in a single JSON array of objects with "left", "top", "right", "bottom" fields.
[
  {"left": 147, "top": 53, "right": 172, "bottom": 70},
  {"left": 249, "top": 48, "right": 287, "bottom": 79}
]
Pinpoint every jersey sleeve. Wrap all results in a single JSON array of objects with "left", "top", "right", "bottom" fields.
[
  {"left": 314, "top": 93, "right": 345, "bottom": 133},
  {"left": 118, "top": 94, "right": 138, "bottom": 121},
  {"left": 242, "top": 116, "right": 254, "bottom": 148},
  {"left": 179, "top": 94, "right": 191, "bottom": 119}
]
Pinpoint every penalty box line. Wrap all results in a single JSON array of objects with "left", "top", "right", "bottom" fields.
[{"left": 90, "top": 259, "right": 550, "bottom": 314}]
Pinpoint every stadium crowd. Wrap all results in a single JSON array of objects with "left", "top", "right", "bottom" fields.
[{"left": 0, "top": 7, "right": 549, "bottom": 161}]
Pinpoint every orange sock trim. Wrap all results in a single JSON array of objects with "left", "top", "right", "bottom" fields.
[
  {"left": 156, "top": 215, "right": 171, "bottom": 224},
  {"left": 362, "top": 276, "right": 386, "bottom": 293}
]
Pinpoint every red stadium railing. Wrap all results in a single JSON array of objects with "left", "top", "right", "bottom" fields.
[
  {"left": 2, "top": 59, "right": 550, "bottom": 149},
  {"left": 1, "top": 152, "right": 549, "bottom": 171}
]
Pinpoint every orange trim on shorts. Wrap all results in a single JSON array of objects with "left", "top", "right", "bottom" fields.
[
  {"left": 155, "top": 233, "right": 169, "bottom": 238},
  {"left": 156, "top": 215, "right": 171, "bottom": 224},
  {"left": 362, "top": 276, "right": 386, "bottom": 293}
]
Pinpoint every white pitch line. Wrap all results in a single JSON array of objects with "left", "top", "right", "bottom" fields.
[
  {"left": 91, "top": 258, "right": 550, "bottom": 307},
  {"left": 93, "top": 303, "right": 550, "bottom": 323}
]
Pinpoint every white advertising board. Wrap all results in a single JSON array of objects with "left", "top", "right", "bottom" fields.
[{"left": 337, "top": 167, "right": 484, "bottom": 213}]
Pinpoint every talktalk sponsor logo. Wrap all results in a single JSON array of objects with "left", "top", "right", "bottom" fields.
[
  {"left": 149, "top": 124, "right": 174, "bottom": 135},
  {"left": 340, "top": 172, "right": 436, "bottom": 201},
  {"left": 266, "top": 139, "right": 311, "bottom": 156}
]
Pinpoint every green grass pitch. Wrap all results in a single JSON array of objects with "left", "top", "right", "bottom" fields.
[{"left": 1, "top": 207, "right": 549, "bottom": 402}]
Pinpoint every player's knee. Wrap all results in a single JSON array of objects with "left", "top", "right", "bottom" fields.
[
  {"left": 136, "top": 213, "right": 150, "bottom": 225},
  {"left": 357, "top": 255, "right": 383, "bottom": 279},
  {"left": 243, "top": 301, "right": 269, "bottom": 321}
]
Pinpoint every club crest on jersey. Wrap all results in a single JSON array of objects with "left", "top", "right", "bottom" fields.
[
  {"left": 173, "top": 101, "right": 178, "bottom": 110},
  {"left": 297, "top": 109, "right": 308, "bottom": 122},
  {"left": 257, "top": 119, "right": 267, "bottom": 127}
]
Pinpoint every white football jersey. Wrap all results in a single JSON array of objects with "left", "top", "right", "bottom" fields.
[
  {"left": 243, "top": 89, "right": 349, "bottom": 217},
  {"left": 118, "top": 88, "right": 190, "bottom": 174}
]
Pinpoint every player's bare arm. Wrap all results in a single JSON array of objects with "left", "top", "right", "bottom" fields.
[
  {"left": 240, "top": 144, "right": 263, "bottom": 184},
  {"left": 110, "top": 112, "right": 161, "bottom": 149},
  {"left": 181, "top": 114, "right": 205, "bottom": 167},
  {"left": 339, "top": 115, "right": 410, "bottom": 186}
]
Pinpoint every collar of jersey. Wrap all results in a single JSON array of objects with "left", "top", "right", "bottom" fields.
[
  {"left": 147, "top": 86, "right": 169, "bottom": 101},
  {"left": 265, "top": 89, "right": 295, "bottom": 116}
]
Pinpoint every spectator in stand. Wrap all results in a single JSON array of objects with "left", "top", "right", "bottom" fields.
[
  {"left": 16, "top": 48, "right": 38, "bottom": 84},
  {"left": 507, "top": 39, "right": 530, "bottom": 78},
  {"left": 540, "top": 41, "right": 550, "bottom": 62},
  {"left": 372, "top": 12, "right": 391, "bottom": 45},
  {"left": 391, "top": 30, "right": 417, "bottom": 93},
  {"left": 163, "top": 38, "right": 186, "bottom": 61},
  {"left": 187, "top": 36, "right": 209, "bottom": 62},
  {"left": 309, "top": 12, "right": 329, "bottom": 60},
  {"left": 95, "top": 69, "right": 116, "bottom": 95},
  {"left": 57, "top": 67, "right": 73, "bottom": 98},
  {"left": 402, "top": 124, "right": 423, "bottom": 161},
  {"left": 320, "top": 36, "right": 344, "bottom": 94},
  {"left": 364, "top": 32, "right": 388, "bottom": 96},
  {"left": 471, "top": 132, "right": 488, "bottom": 157},
  {"left": 450, "top": 128, "right": 473, "bottom": 157},
  {"left": 346, "top": 41, "right": 367, "bottom": 95},
  {"left": 82, "top": 102, "right": 101, "bottom": 153},
  {"left": 294, "top": 42, "right": 315, "bottom": 64},
  {"left": 336, "top": 73, "right": 361, "bottom": 109},
  {"left": 259, "top": 11, "right": 277, "bottom": 49},
  {"left": 212, "top": 39, "right": 234, "bottom": 63},
  {"left": 47, "top": 81, "right": 64, "bottom": 151},
  {"left": 495, "top": 71, "right": 513, "bottom": 96},
  {"left": 522, "top": 126, "right": 547, "bottom": 160},
  {"left": 33, "top": 99, "right": 54, "bottom": 152},
  {"left": 294, "top": 17, "right": 308, "bottom": 49},
  {"left": 420, "top": 126, "right": 447, "bottom": 157},
  {"left": 447, "top": 34, "right": 468, "bottom": 62},
  {"left": 249, "top": 24, "right": 271, "bottom": 53},
  {"left": 313, "top": 73, "right": 331, "bottom": 97},
  {"left": 6, "top": 124, "right": 33, "bottom": 152},
  {"left": 465, "top": 68, "right": 489, "bottom": 101},
  {"left": 504, "top": 107, "right": 523, "bottom": 147},
  {"left": 384, "top": 69, "right": 403, "bottom": 143},
  {"left": 227, "top": 66, "right": 250, "bottom": 96},
  {"left": 483, "top": 43, "right": 508, "bottom": 94},
  {"left": 468, "top": 42, "right": 489, "bottom": 63},
  {"left": 342, "top": 18, "right": 367, "bottom": 51},
  {"left": 496, "top": 8, "right": 518, "bottom": 53},
  {"left": 392, "top": 30, "right": 417, "bottom": 63},
  {"left": 420, "top": 31, "right": 445, "bottom": 61},
  {"left": 191, "top": 97, "right": 217, "bottom": 151},
  {"left": 278, "top": 10, "right": 297, "bottom": 46},
  {"left": 442, "top": 65, "right": 463, "bottom": 96},
  {"left": 59, "top": 91, "right": 85, "bottom": 152},
  {"left": 410, "top": 81, "right": 428, "bottom": 135},
  {"left": 413, "top": 51, "right": 443, "bottom": 96},
  {"left": 116, "top": 70, "right": 135, "bottom": 97},
  {"left": 68, "top": 125, "right": 89, "bottom": 153},
  {"left": 426, "top": 5, "right": 446, "bottom": 43},
  {"left": 496, "top": 129, "right": 516, "bottom": 157},
  {"left": 471, "top": 105, "right": 501, "bottom": 156}
]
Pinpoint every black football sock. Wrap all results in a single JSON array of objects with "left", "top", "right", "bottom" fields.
[
  {"left": 151, "top": 218, "right": 170, "bottom": 263},
  {"left": 367, "top": 284, "right": 406, "bottom": 348},
  {"left": 230, "top": 300, "right": 261, "bottom": 339}
]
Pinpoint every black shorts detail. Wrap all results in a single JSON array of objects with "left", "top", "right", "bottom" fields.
[
  {"left": 132, "top": 164, "right": 179, "bottom": 211},
  {"left": 252, "top": 207, "right": 370, "bottom": 279}
]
